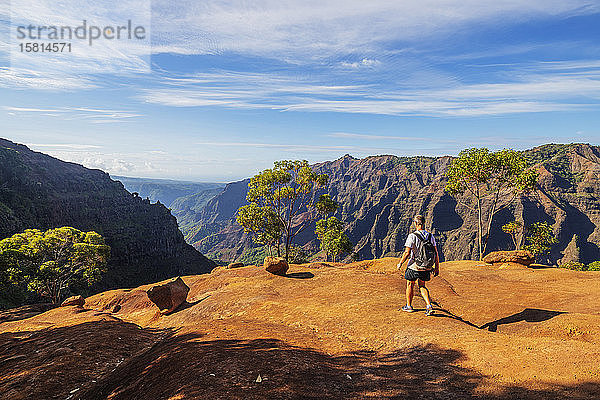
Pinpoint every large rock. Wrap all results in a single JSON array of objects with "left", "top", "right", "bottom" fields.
[
  {"left": 146, "top": 277, "right": 190, "bottom": 314},
  {"left": 61, "top": 295, "right": 85, "bottom": 307},
  {"left": 227, "top": 262, "right": 244, "bottom": 269},
  {"left": 483, "top": 250, "right": 535, "bottom": 266},
  {"left": 264, "top": 257, "right": 289, "bottom": 275}
]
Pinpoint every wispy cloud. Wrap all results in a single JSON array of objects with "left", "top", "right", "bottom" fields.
[
  {"left": 340, "top": 58, "right": 381, "bottom": 69},
  {"left": 0, "top": 67, "right": 98, "bottom": 90},
  {"left": 5, "top": 0, "right": 151, "bottom": 76},
  {"left": 195, "top": 141, "right": 409, "bottom": 154},
  {"left": 140, "top": 60, "right": 600, "bottom": 116},
  {"left": 2, "top": 105, "right": 142, "bottom": 122},
  {"left": 27, "top": 143, "right": 102, "bottom": 150},
  {"left": 151, "top": 0, "right": 599, "bottom": 61},
  {"left": 330, "top": 132, "right": 452, "bottom": 142}
]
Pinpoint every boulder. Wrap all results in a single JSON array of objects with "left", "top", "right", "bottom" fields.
[
  {"left": 146, "top": 277, "right": 190, "bottom": 314},
  {"left": 227, "top": 262, "right": 245, "bottom": 269},
  {"left": 264, "top": 257, "right": 289, "bottom": 275},
  {"left": 61, "top": 295, "right": 85, "bottom": 307},
  {"left": 483, "top": 250, "right": 535, "bottom": 266}
]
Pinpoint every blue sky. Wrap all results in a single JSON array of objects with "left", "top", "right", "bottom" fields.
[{"left": 1, "top": 1, "right": 599, "bottom": 181}]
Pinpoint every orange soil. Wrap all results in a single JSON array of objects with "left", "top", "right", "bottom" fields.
[{"left": 1, "top": 259, "right": 599, "bottom": 399}]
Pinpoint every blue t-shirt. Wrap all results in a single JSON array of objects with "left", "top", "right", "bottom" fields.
[{"left": 405, "top": 230, "right": 436, "bottom": 271}]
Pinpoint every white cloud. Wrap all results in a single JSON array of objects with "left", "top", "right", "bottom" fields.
[
  {"left": 330, "top": 132, "right": 449, "bottom": 142},
  {"left": 3, "top": 0, "right": 600, "bottom": 121},
  {"left": 0, "top": 67, "right": 97, "bottom": 90},
  {"left": 7, "top": 0, "right": 151, "bottom": 75},
  {"left": 2, "top": 105, "right": 142, "bottom": 121},
  {"left": 340, "top": 58, "right": 381, "bottom": 69},
  {"left": 139, "top": 62, "right": 600, "bottom": 116},
  {"left": 195, "top": 141, "right": 401, "bottom": 154},
  {"left": 27, "top": 143, "right": 102, "bottom": 150},
  {"left": 151, "top": 0, "right": 599, "bottom": 60}
]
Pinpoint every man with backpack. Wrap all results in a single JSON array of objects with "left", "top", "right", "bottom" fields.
[{"left": 397, "top": 215, "right": 440, "bottom": 316}]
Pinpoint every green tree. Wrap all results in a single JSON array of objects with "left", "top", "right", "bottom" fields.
[
  {"left": 586, "top": 261, "right": 600, "bottom": 271},
  {"left": 0, "top": 227, "right": 110, "bottom": 304},
  {"left": 236, "top": 203, "right": 283, "bottom": 256},
  {"left": 237, "top": 160, "right": 334, "bottom": 261},
  {"left": 446, "top": 148, "right": 537, "bottom": 260},
  {"left": 560, "top": 261, "right": 585, "bottom": 271},
  {"left": 316, "top": 217, "right": 353, "bottom": 262},
  {"left": 502, "top": 220, "right": 523, "bottom": 250},
  {"left": 522, "top": 222, "right": 558, "bottom": 261}
]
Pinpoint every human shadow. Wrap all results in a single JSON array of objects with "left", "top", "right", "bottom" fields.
[
  {"left": 429, "top": 305, "right": 565, "bottom": 333},
  {"left": 430, "top": 303, "right": 481, "bottom": 329},
  {"left": 480, "top": 308, "right": 565, "bottom": 332},
  {"left": 285, "top": 272, "right": 314, "bottom": 279}
]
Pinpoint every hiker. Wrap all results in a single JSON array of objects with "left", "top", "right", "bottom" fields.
[{"left": 397, "top": 214, "right": 440, "bottom": 316}]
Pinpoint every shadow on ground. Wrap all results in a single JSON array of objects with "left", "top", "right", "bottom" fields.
[
  {"left": 285, "top": 272, "right": 315, "bottom": 279},
  {"left": 1, "top": 320, "right": 599, "bottom": 400},
  {"left": 0, "top": 303, "right": 55, "bottom": 323},
  {"left": 432, "top": 305, "right": 565, "bottom": 333},
  {"left": 173, "top": 295, "right": 212, "bottom": 313},
  {"left": 481, "top": 308, "right": 565, "bottom": 332},
  {"left": 0, "top": 320, "right": 170, "bottom": 400}
]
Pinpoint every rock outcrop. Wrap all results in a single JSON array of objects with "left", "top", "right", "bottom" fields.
[
  {"left": 227, "top": 262, "right": 244, "bottom": 269},
  {"left": 189, "top": 144, "right": 600, "bottom": 266},
  {"left": 6, "top": 259, "right": 600, "bottom": 399},
  {"left": 264, "top": 257, "right": 289, "bottom": 275},
  {"left": 60, "top": 295, "right": 85, "bottom": 307},
  {"left": 483, "top": 251, "right": 535, "bottom": 267},
  {"left": 146, "top": 277, "right": 189, "bottom": 314}
]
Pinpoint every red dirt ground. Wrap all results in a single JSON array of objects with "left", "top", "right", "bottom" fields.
[{"left": 1, "top": 259, "right": 599, "bottom": 399}]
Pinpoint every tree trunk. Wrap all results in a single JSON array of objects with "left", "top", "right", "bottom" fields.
[
  {"left": 516, "top": 226, "right": 524, "bottom": 250},
  {"left": 477, "top": 197, "right": 483, "bottom": 260},
  {"left": 285, "top": 234, "right": 292, "bottom": 261}
]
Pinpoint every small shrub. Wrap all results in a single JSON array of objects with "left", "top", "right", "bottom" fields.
[
  {"left": 560, "top": 261, "right": 585, "bottom": 271},
  {"left": 237, "top": 246, "right": 269, "bottom": 266},
  {"left": 522, "top": 222, "right": 558, "bottom": 261},
  {"left": 586, "top": 261, "right": 600, "bottom": 271},
  {"left": 288, "top": 245, "right": 310, "bottom": 264}
]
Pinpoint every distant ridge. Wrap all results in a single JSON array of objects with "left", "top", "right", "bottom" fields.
[
  {"left": 187, "top": 143, "right": 600, "bottom": 265},
  {"left": 113, "top": 175, "right": 225, "bottom": 208},
  {"left": 0, "top": 138, "right": 215, "bottom": 305}
]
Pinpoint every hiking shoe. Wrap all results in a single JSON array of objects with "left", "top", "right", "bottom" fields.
[
  {"left": 425, "top": 305, "right": 435, "bottom": 316},
  {"left": 401, "top": 305, "right": 415, "bottom": 313}
]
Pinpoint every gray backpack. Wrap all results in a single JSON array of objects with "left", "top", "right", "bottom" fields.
[{"left": 413, "top": 231, "right": 435, "bottom": 269}]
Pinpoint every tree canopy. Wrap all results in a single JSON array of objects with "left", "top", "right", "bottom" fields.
[
  {"left": 502, "top": 220, "right": 523, "bottom": 251},
  {"left": 0, "top": 227, "right": 110, "bottom": 304},
  {"left": 522, "top": 222, "right": 558, "bottom": 261},
  {"left": 237, "top": 160, "right": 334, "bottom": 260},
  {"left": 446, "top": 148, "right": 537, "bottom": 260},
  {"left": 315, "top": 217, "right": 353, "bottom": 262}
]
